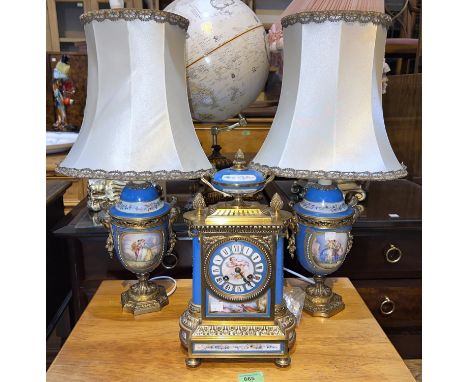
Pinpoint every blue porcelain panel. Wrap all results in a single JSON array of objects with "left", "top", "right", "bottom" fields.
[
  {"left": 275, "top": 237, "right": 284, "bottom": 305},
  {"left": 294, "top": 203, "right": 354, "bottom": 219},
  {"left": 110, "top": 202, "right": 171, "bottom": 219},
  {"left": 212, "top": 168, "right": 265, "bottom": 184},
  {"left": 212, "top": 167, "right": 265, "bottom": 195},
  {"left": 191, "top": 340, "right": 284, "bottom": 355},
  {"left": 192, "top": 237, "right": 202, "bottom": 305}
]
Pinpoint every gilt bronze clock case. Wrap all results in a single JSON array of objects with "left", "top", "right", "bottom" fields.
[{"left": 180, "top": 150, "right": 297, "bottom": 367}]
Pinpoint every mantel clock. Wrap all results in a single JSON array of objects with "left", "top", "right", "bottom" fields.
[{"left": 180, "top": 150, "right": 297, "bottom": 367}]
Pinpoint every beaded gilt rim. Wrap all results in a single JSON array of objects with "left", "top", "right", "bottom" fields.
[
  {"left": 55, "top": 166, "right": 214, "bottom": 181},
  {"left": 80, "top": 9, "right": 189, "bottom": 31},
  {"left": 281, "top": 11, "right": 392, "bottom": 29},
  {"left": 249, "top": 162, "right": 407, "bottom": 181}
]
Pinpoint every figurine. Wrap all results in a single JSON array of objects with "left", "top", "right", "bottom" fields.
[{"left": 52, "top": 55, "right": 76, "bottom": 131}]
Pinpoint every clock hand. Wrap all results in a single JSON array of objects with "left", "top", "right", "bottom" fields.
[{"left": 235, "top": 267, "right": 252, "bottom": 286}]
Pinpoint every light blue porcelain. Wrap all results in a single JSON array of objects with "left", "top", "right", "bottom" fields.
[
  {"left": 108, "top": 182, "right": 172, "bottom": 274},
  {"left": 294, "top": 184, "right": 354, "bottom": 219},
  {"left": 212, "top": 166, "right": 266, "bottom": 195},
  {"left": 294, "top": 183, "right": 355, "bottom": 276},
  {"left": 110, "top": 183, "right": 171, "bottom": 220}
]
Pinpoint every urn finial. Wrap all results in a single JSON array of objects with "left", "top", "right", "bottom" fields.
[{"left": 233, "top": 149, "right": 246, "bottom": 169}]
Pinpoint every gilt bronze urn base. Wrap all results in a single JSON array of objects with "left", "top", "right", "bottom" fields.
[
  {"left": 121, "top": 273, "right": 169, "bottom": 315},
  {"left": 303, "top": 275, "right": 344, "bottom": 318}
]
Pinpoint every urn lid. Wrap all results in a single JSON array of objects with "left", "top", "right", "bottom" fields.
[
  {"left": 109, "top": 181, "right": 170, "bottom": 219},
  {"left": 211, "top": 149, "right": 266, "bottom": 195},
  {"left": 294, "top": 182, "right": 354, "bottom": 219}
]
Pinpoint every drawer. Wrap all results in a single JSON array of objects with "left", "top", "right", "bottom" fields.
[
  {"left": 335, "top": 230, "right": 421, "bottom": 279},
  {"left": 387, "top": 333, "right": 422, "bottom": 359},
  {"left": 353, "top": 279, "right": 422, "bottom": 330}
]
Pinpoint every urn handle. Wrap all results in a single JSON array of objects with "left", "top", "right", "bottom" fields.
[
  {"left": 200, "top": 172, "right": 231, "bottom": 198},
  {"left": 384, "top": 244, "right": 402, "bottom": 264},
  {"left": 380, "top": 296, "right": 395, "bottom": 316},
  {"left": 286, "top": 213, "right": 298, "bottom": 259},
  {"left": 163, "top": 201, "right": 180, "bottom": 269},
  {"left": 161, "top": 252, "right": 178, "bottom": 270},
  {"left": 99, "top": 211, "right": 114, "bottom": 259}
]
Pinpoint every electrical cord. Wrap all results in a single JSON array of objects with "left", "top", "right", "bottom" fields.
[
  {"left": 283, "top": 267, "right": 315, "bottom": 284},
  {"left": 149, "top": 270, "right": 312, "bottom": 295},
  {"left": 149, "top": 276, "right": 177, "bottom": 296}
]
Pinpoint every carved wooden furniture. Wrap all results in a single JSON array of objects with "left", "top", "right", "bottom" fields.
[
  {"left": 47, "top": 278, "right": 415, "bottom": 381},
  {"left": 47, "top": 180, "right": 73, "bottom": 368},
  {"left": 383, "top": 74, "right": 422, "bottom": 184},
  {"left": 47, "top": 180, "right": 72, "bottom": 332}
]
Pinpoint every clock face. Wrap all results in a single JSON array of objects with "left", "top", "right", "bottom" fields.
[{"left": 205, "top": 239, "right": 271, "bottom": 302}]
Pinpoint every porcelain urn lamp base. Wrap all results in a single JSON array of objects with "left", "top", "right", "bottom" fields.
[
  {"left": 100, "top": 181, "right": 179, "bottom": 316},
  {"left": 121, "top": 272, "right": 169, "bottom": 315},
  {"left": 303, "top": 275, "right": 344, "bottom": 318},
  {"left": 294, "top": 180, "right": 359, "bottom": 318}
]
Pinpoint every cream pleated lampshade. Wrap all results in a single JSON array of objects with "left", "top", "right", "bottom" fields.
[
  {"left": 57, "top": 9, "right": 212, "bottom": 180},
  {"left": 252, "top": 4, "right": 407, "bottom": 181}
]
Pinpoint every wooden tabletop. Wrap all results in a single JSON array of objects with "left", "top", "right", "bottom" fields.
[{"left": 47, "top": 279, "right": 414, "bottom": 381}]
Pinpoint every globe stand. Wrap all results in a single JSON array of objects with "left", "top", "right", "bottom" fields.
[
  {"left": 207, "top": 115, "right": 247, "bottom": 170},
  {"left": 208, "top": 144, "right": 232, "bottom": 170}
]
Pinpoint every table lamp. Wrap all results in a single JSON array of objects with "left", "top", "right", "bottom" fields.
[
  {"left": 251, "top": 1, "right": 407, "bottom": 317},
  {"left": 56, "top": 8, "right": 212, "bottom": 315}
]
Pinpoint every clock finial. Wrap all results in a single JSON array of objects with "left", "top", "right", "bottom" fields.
[
  {"left": 193, "top": 193, "right": 206, "bottom": 215},
  {"left": 270, "top": 193, "right": 283, "bottom": 216}
]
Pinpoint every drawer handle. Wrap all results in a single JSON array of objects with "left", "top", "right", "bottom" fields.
[
  {"left": 385, "top": 244, "right": 402, "bottom": 264},
  {"left": 380, "top": 296, "right": 395, "bottom": 316}
]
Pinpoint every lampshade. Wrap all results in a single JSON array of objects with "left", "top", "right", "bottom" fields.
[
  {"left": 57, "top": 9, "right": 212, "bottom": 180},
  {"left": 252, "top": 10, "right": 407, "bottom": 180},
  {"left": 268, "top": 0, "right": 385, "bottom": 49}
]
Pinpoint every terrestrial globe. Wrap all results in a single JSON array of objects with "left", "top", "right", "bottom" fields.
[{"left": 165, "top": 0, "right": 270, "bottom": 122}]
